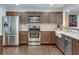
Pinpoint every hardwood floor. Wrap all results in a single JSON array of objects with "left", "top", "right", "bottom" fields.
[{"left": 3, "top": 45, "right": 63, "bottom": 55}]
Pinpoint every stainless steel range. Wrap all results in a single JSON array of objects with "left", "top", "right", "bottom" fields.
[{"left": 28, "top": 24, "right": 41, "bottom": 45}]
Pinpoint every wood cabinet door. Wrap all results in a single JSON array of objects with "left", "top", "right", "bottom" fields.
[
  {"left": 6, "top": 12, "right": 20, "bottom": 16},
  {"left": 20, "top": 12, "right": 28, "bottom": 23},
  {"left": 40, "top": 12, "right": 50, "bottom": 23},
  {"left": 41, "top": 31, "right": 50, "bottom": 44},
  {"left": 56, "top": 34, "right": 65, "bottom": 53},
  {"left": 72, "top": 39, "right": 79, "bottom": 55},
  {"left": 0, "top": 36, "right": 3, "bottom": 55},
  {"left": 19, "top": 31, "right": 28, "bottom": 44},
  {"left": 27, "top": 12, "right": 41, "bottom": 16},
  {"left": 50, "top": 12, "right": 63, "bottom": 24},
  {"left": 56, "top": 36, "right": 61, "bottom": 47},
  {"left": 50, "top": 31, "right": 56, "bottom": 44},
  {"left": 50, "top": 12, "right": 57, "bottom": 23},
  {"left": 56, "top": 12, "right": 63, "bottom": 24}
]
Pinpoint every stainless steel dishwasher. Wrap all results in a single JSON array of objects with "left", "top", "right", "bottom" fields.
[{"left": 64, "top": 36, "right": 72, "bottom": 55}]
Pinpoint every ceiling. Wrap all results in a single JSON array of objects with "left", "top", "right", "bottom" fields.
[{"left": 0, "top": 4, "right": 79, "bottom": 12}]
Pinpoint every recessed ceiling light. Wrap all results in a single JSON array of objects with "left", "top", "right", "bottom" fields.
[{"left": 50, "top": 4, "right": 53, "bottom": 6}]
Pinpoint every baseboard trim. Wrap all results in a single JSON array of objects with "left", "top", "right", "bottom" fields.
[
  {"left": 20, "top": 43, "right": 28, "bottom": 45},
  {"left": 41, "top": 43, "right": 56, "bottom": 45},
  {"left": 3, "top": 45, "right": 18, "bottom": 47}
]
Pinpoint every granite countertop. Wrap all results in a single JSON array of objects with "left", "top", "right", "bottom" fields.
[{"left": 55, "top": 30, "right": 79, "bottom": 40}]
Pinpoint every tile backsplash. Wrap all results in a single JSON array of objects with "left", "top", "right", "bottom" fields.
[
  {"left": 19, "top": 24, "right": 29, "bottom": 31},
  {"left": 20, "top": 23, "right": 58, "bottom": 31}
]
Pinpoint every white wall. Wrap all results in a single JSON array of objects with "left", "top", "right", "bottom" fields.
[
  {"left": 0, "top": 7, "right": 6, "bottom": 34},
  {"left": 63, "top": 11, "right": 79, "bottom": 29}
]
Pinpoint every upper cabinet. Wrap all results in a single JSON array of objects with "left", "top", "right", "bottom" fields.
[
  {"left": 50, "top": 12, "right": 57, "bottom": 23},
  {"left": 40, "top": 12, "right": 50, "bottom": 23},
  {"left": 27, "top": 12, "right": 41, "bottom": 16},
  {"left": 50, "top": 12, "right": 63, "bottom": 24},
  {"left": 6, "top": 12, "right": 63, "bottom": 24},
  {"left": 20, "top": 12, "right": 28, "bottom": 23},
  {"left": 6, "top": 12, "right": 20, "bottom": 16}
]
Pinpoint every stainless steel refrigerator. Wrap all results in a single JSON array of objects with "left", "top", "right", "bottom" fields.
[{"left": 2, "top": 16, "right": 19, "bottom": 46}]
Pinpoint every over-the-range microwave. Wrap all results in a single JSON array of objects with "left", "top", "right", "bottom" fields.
[{"left": 28, "top": 16, "right": 40, "bottom": 23}]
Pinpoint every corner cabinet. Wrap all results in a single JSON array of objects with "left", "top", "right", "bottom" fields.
[
  {"left": 41, "top": 31, "right": 56, "bottom": 44},
  {"left": 19, "top": 31, "right": 28, "bottom": 45},
  {"left": 72, "top": 39, "right": 79, "bottom": 55},
  {"left": 40, "top": 12, "right": 50, "bottom": 23}
]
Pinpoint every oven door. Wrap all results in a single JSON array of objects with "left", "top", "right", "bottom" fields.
[
  {"left": 29, "top": 31, "right": 39, "bottom": 38},
  {"left": 28, "top": 31, "right": 41, "bottom": 45}
]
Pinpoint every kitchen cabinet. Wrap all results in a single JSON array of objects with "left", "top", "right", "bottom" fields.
[
  {"left": 27, "top": 12, "right": 41, "bottom": 16},
  {"left": 50, "top": 12, "right": 57, "bottom": 23},
  {"left": 6, "top": 12, "right": 63, "bottom": 24},
  {"left": 41, "top": 31, "right": 50, "bottom": 44},
  {"left": 0, "top": 35, "right": 3, "bottom": 55},
  {"left": 41, "top": 31, "right": 56, "bottom": 44},
  {"left": 50, "top": 12, "right": 63, "bottom": 24},
  {"left": 19, "top": 31, "right": 28, "bottom": 45},
  {"left": 6, "top": 12, "right": 20, "bottom": 16},
  {"left": 40, "top": 12, "right": 50, "bottom": 23},
  {"left": 20, "top": 12, "right": 28, "bottom": 23},
  {"left": 56, "top": 34, "right": 65, "bottom": 53},
  {"left": 72, "top": 39, "right": 79, "bottom": 55},
  {"left": 57, "top": 12, "right": 63, "bottom": 24},
  {"left": 50, "top": 31, "right": 56, "bottom": 44}
]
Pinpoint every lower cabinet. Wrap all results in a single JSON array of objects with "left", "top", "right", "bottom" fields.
[
  {"left": 0, "top": 35, "right": 3, "bottom": 55},
  {"left": 55, "top": 33, "right": 79, "bottom": 55},
  {"left": 56, "top": 35, "right": 65, "bottom": 53},
  {"left": 41, "top": 31, "right": 56, "bottom": 44},
  {"left": 19, "top": 31, "right": 28, "bottom": 45},
  {"left": 72, "top": 39, "right": 79, "bottom": 55},
  {"left": 50, "top": 31, "right": 56, "bottom": 44}
]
